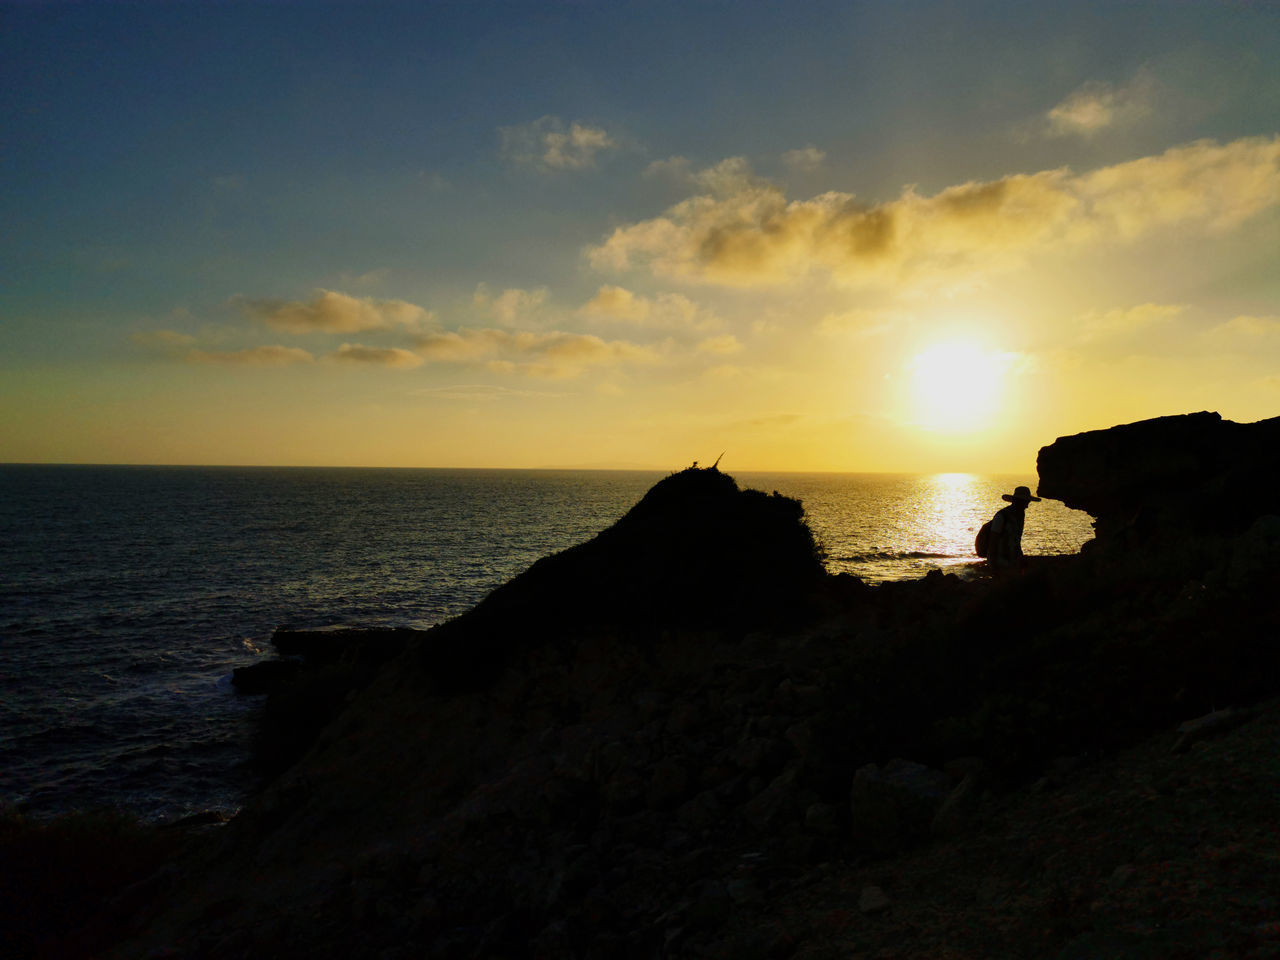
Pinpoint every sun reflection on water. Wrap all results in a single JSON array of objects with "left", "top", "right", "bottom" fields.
[
  {"left": 739, "top": 471, "right": 1094, "bottom": 584},
  {"left": 909, "top": 472, "right": 985, "bottom": 571}
]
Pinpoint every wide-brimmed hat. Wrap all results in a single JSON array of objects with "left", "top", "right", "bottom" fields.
[{"left": 1003, "top": 485, "right": 1042, "bottom": 503}]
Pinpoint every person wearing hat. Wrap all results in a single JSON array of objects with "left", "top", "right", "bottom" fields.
[{"left": 986, "top": 485, "right": 1041, "bottom": 572}]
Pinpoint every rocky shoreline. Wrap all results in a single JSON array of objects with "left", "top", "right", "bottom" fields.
[{"left": 8, "top": 411, "right": 1280, "bottom": 959}]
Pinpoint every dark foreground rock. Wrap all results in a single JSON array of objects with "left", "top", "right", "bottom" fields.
[
  {"left": 233, "top": 625, "right": 427, "bottom": 778},
  {"left": 96, "top": 427, "right": 1280, "bottom": 960}
]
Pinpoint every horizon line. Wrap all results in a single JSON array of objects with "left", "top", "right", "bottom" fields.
[{"left": 0, "top": 460, "right": 1041, "bottom": 477}]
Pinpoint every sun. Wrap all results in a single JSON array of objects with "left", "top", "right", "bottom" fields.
[{"left": 909, "top": 341, "right": 1006, "bottom": 432}]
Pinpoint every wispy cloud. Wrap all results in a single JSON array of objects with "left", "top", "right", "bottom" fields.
[
  {"left": 329, "top": 343, "right": 424, "bottom": 368},
  {"left": 1078, "top": 303, "right": 1184, "bottom": 342},
  {"left": 587, "top": 135, "right": 1280, "bottom": 289},
  {"left": 578, "top": 285, "right": 721, "bottom": 331},
  {"left": 239, "top": 289, "right": 434, "bottom": 334},
  {"left": 336, "top": 268, "right": 391, "bottom": 288},
  {"left": 186, "top": 345, "right": 315, "bottom": 366},
  {"left": 643, "top": 155, "right": 692, "bottom": 182},
  {"left": 817, "top": 309, "right": 896, "bottom": 338},
  {"left": 414, "top": 327, "right": 662, "bottom": 379},
  {"left": 782, "top": 145, "right": 826, "bottom": 174},
  {"left": 1205, "top": 314, "right": 1280, "bottom": 344},
  {"left": 473, "top": 284, "right": 549, "bottom": 327},
  {"left": 499, "top": 116, "right": 618, "bottom": 172},
  {"left": 696, "top": 334, "right": 742, "bottom": 355},
  {"left": 1044, "top": 69, "right": 1155, "bottom": 138}
]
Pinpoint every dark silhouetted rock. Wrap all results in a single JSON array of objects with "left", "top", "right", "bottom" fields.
[
  {"left": 1036, "top": 412, "right": 1280, "bottom": 545},
  {"left": 248, "top": 626, "right": 425, "bottom": 777},
  {"left": 415, "top": 465, "right": 826, "bottom": 691},
  {"left": 231, "top": 658, "right": 301, "bottom": 695},
  {"left": 270, "top": 625, "right": 419, "bottom": 665}
]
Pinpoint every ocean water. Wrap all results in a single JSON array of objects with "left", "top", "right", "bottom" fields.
[{"left": 0, "top": 465, "right": 1094, "bottom": 820}]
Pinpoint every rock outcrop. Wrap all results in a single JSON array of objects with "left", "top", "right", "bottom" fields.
[
  {"left": 109, "top": 427, "right": 1280, "bottom": 960},
  {"left": 1036, "top": 411, "right": 1280, "bottom": 545}
]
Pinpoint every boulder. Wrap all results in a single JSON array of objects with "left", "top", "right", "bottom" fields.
[
  {"left": 850, "top": 759, "right": 951, "bottom": 854},
  {"left": 930, "top": 773, "right": 982, "bottom": 838},
  {"left": 741, "top": 767, "right": 799, "bottom": 831}
]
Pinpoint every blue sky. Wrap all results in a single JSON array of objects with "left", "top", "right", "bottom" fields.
[{"left": 3, "top": 1, "right": 1278, "bottom": 469}]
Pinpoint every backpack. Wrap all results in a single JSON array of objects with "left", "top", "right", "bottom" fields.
[{"left": 974, "top": 519, "right": 993, "bottom": 558}]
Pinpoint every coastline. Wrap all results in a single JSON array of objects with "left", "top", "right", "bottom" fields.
[{"left": 9, "top": 411, "right": 1280, "bottom": 959}]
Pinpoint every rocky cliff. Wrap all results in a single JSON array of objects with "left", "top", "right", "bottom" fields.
[{"left": 99, "top": 417, "right": 1280, "bottom": 960}]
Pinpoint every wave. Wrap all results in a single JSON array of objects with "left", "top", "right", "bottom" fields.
[{"left": 836, "top": 550, "right": 964, "bottom": 563}]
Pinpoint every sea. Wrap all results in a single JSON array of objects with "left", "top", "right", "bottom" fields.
[{"left": 0, "top": 465, "right": 1094, "bottom": 821}]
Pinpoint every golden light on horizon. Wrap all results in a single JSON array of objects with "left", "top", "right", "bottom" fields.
[{"left": 910, "top": 341, "right": 1007, "bottom": 433}]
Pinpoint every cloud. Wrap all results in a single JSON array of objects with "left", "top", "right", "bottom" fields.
[
  {"left": 328, "top": 343, "right": 424, "bottom": 368},
  {"left": 1078, "top": 303, "right": 1184, "bottom": 342},
  {"left": 643, "top": 155, "right": 692, "bottom": 181},
  {"left": 473, "top": 285, "right": 549, "bottom": 327},
  {"left": 499, "top": 116, "right": 618, "bottom": 171},
  {"left": 131, "top": 329, "right": 197, "bottom": 348},
  {"left": 1220, "top": 315, "right": 1280, "bottom": 336},
  {"left": 1045, "top": 70, "right": 1154, "bottom": 138},
  {"left": 337, "top": 268, "right": 391, "bottom": 288},
  {"left": 817, "top": 309, "right": 896, "bottom": 337},
  {"left": 696, "top": 334, "right": 743, "bottom": 355},
  {"left": 414, "top": 327, "right": 661, "bottom": 379},
  {"left": 1205, "top": 314, "right": 1280, "bottom": 344},
  {"left": 578, "top": 285, "right": 721, "bottom": 331},
  {"left": 586, "top": 136, "right": 1280, "bottom": 289},
  {"left": 783, "top": 145, "right": 826, "bottom": 174},
  {"left": 186, "top": 345, "right": 315, "bottom": 367},
  {"left": 240, "top": 289, "right": 434, "bottom": 334}
]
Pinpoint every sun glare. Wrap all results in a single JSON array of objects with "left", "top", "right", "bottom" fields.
[{"left": 910, "top": 341, "right": 1005, "bottom": 432}]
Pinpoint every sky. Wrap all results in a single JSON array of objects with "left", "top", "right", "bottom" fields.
[{"left": 2, "top": 0, "right": 1278, "bottom": 472}]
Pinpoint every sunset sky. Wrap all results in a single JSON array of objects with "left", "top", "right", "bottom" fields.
[{"left": 3, "top": 1, "right": 1278, "bottom": 472}]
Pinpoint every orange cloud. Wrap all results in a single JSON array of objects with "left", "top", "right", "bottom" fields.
[
  {"left": 472, "top": 285, "right": 549, "bottom": 327},
  {"left": 240, "top": 289, "right": 434, "bottom": 334},
  {"left": 328, "top": 343, "right": 424, "bottom": 368},
  {"left": 587, "top": 136, "right": 1280, "bottom": 289},
  {"left": 578, "top": 285, "right": 720, "bottom": 331},
  {"left": 414, "top": 327, "right": 661, "bottom": 379}
]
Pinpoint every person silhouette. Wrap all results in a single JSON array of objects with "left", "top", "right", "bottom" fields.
[{"left": 987, "top": 485, "right": 1041, "bottom": 572}]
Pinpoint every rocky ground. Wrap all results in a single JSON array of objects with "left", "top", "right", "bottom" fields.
[
  {"left": 719, "top": 699, "right": 1280, "bottom": 960},
  {"left": 8, "top": 411, "right": 1279, "bottom": 959}
]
